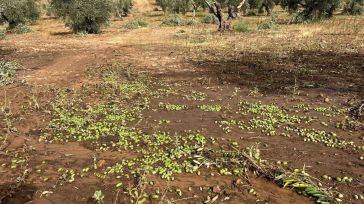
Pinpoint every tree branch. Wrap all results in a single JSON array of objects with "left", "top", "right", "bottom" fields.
[{"left": 237, "top": 0, "right": 246, "bottom": 9}]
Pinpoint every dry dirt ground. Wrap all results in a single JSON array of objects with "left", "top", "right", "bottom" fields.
[{"left": 0, "top": 2, "right": 364, "bottom": 204}]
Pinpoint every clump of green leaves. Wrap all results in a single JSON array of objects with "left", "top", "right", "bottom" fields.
[
  {"left": 286, "top": 127, "right": 358, "bottom": 149},
  {"left": 246, "top": 9, "right": 259, "bottom": 16},
  {"left": 202, "top": 14, "right": 219, "bottom": 25},
  {"left": 281, "top": 0, "right": 340, "bottom": 22},
  {"left": 58, "top": 168, "right": 76, "bottom": 183},
  {"left": 0, "top": 0, "right": 40, "bottom": 29},
  {"left": 293, "top": 104, "right": 347, "bottom": 117},
  {"left": 342, "top": 0, "right": 364, "bottom": 15},
  {"left": 159, "top": 102, "right": 187, "bottom": 111},
  {"left": 10, "top": 23, "right": 33, "bottom": 34},
  {"left": 123, "top": 19, "right": 148, "bottom": 29},
  {"left": 10, "top": 157, "right": 27, "bottom": 169},
  {"left": 51, "top": 0, "right": 114, "bottom": 34},
  {"left": 233, "top": 20, "right": 250, "bottom": 32},
  {"left": 161, "top": 15, "right": 185, "bottom": 26},
  {"left": 237, "top": 101, "right": 303, "bottom": 136},
  {"left": 217, "top": 119, "right": 236, "bottom": 133},
  {"left": 199, "top": 105, "right": 222, "bottom": 112},
  {"left": 184, "top": 91, "right": 206, "bottom": 101},
  {"left": 248, "top": 87, "right": 262, "bottom": 96},
  {"left": 92, "top": 190, "right": 105, "bottom": 204},
  {"left": 113, "top": 0, "right": 133, "bottom": 17},
  {"left": 156, "top": 0, "right": 191, "bottom": 14},
  {"left": 104, "top": 132, "right": 206, "bottom": 180},
  {"left": 42, "top": 102, "right": 142, "bottom": 144},
  {"left": 0, "top": 61, "right": 18, "bottom": 86},
  {"left": 185, "top": 19, "right": 200, "bottom": 26},
  {"left": 257, "top": 19, "right": 277, "bottom": 30},
  {"left": 276, "top": 167, "right": 334, "bottom": 203},
  {"left": 0, "top": 30, "right": 5, "bottom": 40}
]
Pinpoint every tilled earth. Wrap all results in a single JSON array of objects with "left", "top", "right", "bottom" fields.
[{"left": 0, "top": 16, "right": 364, "bottom": 204}]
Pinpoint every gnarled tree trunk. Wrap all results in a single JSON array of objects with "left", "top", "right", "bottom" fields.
[{"left": 204, "top": 0, "right": 246, "bottom": 31}]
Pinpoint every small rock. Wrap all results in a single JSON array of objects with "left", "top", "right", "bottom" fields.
[
  {"left": 324, "top": 98, "right": 330, "bottom": 103},
  {"left": 97, "top": 160, "right": 106, "bottom": 168},
  {"left": 235, "top": 178, "right": 243, "bottom": 185},
  {"left": 347, "top": 162, "right": 355, "bottom": 166},
  {"left": 212, "top": 185, "right": 221, "bottom": 193}
]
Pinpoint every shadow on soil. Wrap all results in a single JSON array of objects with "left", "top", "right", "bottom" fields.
[
  {"left": 0, "top": 47, "right": 16, "bottom": 58},
  {"left": 185, "top": 50, "right": 364, "bottom": 95},
  {"left": 50, "top": 31, "right": 73, "bottom": 36},
  {"left": 0, "top": 184, "right": 36, "bottom": 204}
]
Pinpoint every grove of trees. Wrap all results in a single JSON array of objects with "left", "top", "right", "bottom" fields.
[
  {"left": 0, "top": 0, "right": 40, "bottom": 29},
  {"left": 114, "top": 0, "right": 134, "bottom": 17},
  {"left": 0, "top": 0, "right": 363, "bottom": 33},
  {"left": 50, "top": 0, "right": 114, "bottom": 34},
  {"left": 343, "top": 0, "right": 364, "bottom": 15}
]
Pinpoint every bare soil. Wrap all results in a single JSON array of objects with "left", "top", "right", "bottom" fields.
[{"left": 0, "top": 3, "right": 363, "bottom": 204}]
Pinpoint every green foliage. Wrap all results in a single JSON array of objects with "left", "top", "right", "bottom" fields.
[
  {"left": 156, "top": 0, "right": 169, "bottom": 12},
  {"left": 92, "top": 190, "right": 105, "bottom": 204},
  {"left": 237, "top": 101, "right": 303, "bottom": 136},
  {"left": 0, "top": 30, "right": 5, "bottom": 39},
  {"left": 156, "top": 0, "right": 192, "bottom": 14},
  {"left": 40, "top": 63, "right": 343, "bottom": 204},
  {"left": 288, "top": 127, "right": 357, "bottom": 148},
  {"left": 185, "top": 19, "right": 200, "bottom": 25},
  {"left": 0, "top": 0, "right": 40, "bottom": 29},
  {"left": 113, "top": 0, "right": 133, "bottom": 17},
  {"left": 281, "top": 0, "right": 341, "bottom": 22},
  {"left": 276, "top": 167, "right": 333, "bottom": 204},
  {"left": 184, "top": 91, "right": 207, "bottom": 101},
  {"left": 58, "top": 168, "right": 76, "bottom": 183},
  {"left": 11, "top": 23, "right": 33, "bottom": 33},
  {"left": 161, "top": 14, "right": 185, "bottom": 26},
  {"left": 193, "top": 0, "right": 209, "bottom": 10},
  {"left": 257, "top": 19, "right": 277, "bottom": 29},
  {"left": 51, "top": 0, "right": 114, "bottom": 34},
  {"left": 247, "top": 0, "right": 263, "bottom": 9},
  {"left": 246, "top": 8, "right": 259, "bottom": 16},
  {"left": 242, "top": 0, "right": 274, "bottom": 15},
  {"left": 199, "top": 105, "right": 222, "bottom": 112},
  {"left": 159, "top": 102, "right": 187, "bottom": 111},
  {"left": 233, "top": 20, "right": 250, "bottom": 32},
  {"left": 0, "top": 61, "right": 18, "bottom": 86},
  {"left": 288, "top": 12, "right": 306, "bottom": 24},
  {"left": 202, "top": 14, "right": 219, "bottom": 24},
  {"left": 342, "top": 0, "right": 364, "bottom": 15},
  {"left": 123, "top": 19, "right": 148, "bottom": 29}
]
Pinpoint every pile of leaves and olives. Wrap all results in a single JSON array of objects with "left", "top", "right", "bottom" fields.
[
  {"left": 218, "top": 101, "right": 363, "bottom": 151},
  {"left": 38, "top": 64, "right": 352, "bottom": 203}
]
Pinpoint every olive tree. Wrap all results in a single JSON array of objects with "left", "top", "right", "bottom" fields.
[
  {"left": 343, "top": 0, "right": 364, "bottom": 15},
  {"left": 156, "top": 0, "right": 193, "bottom": 14},
  {"left": 51, "top": 0, "right": 113, "bottom": 34},
  {"left": 114, "top": 0, "right": 133, "bottom": 17},
  {"left": 0, "top": 0, "right": 40, "bottom": 29},
  {"left": 192, "top": 0, "right": 209, "bottom": 10},
  {"left": 280, "top": 0, "right": 341, "bottom": 21},
  {"left": 203, "top": 0, "right": 246, "bottom": 30}
]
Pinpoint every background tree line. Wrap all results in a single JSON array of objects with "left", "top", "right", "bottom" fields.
[{"left": 0, "top": 0, "right": 363, "bottom": 34}]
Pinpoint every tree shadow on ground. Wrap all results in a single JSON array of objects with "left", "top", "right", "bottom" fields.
[
  {"left": 0, "top": 184, "right": 36, "bottom": 204},
  {"left": 0, "top": 47, "right": 16, "bottom": 58},
  {"left": 50, "top": 31, "right": 73, "bottom": 36},
  {"left": 185, "top": 49, "right": 364, "bottom": 95}
]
